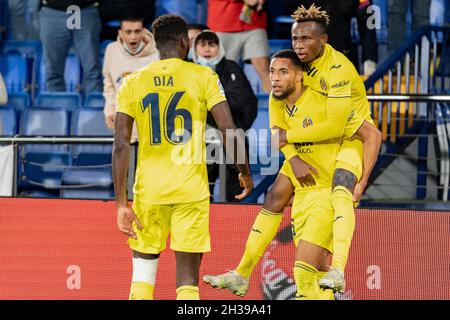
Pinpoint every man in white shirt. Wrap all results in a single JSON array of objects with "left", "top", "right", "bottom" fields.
[{"left": 103, "top": 16, "right": 159, "bottom": 141}]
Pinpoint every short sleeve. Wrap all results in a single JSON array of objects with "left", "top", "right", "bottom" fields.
[
  {"left": 204, "top": 69, "right": 227, "bottom": 111},
  {"left": 116, "top": 75, "right": 135, "bottom": 119},
  {"left": 327, "top": 63, "right": 354, "bottom": 99},
  {"left": 343, "top": 110, "right": 364, "bottom": 139}
]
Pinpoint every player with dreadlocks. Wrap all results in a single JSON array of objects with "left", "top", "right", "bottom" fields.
[{"left": 203, "top": 4, "right": 379, "bottom": 298}]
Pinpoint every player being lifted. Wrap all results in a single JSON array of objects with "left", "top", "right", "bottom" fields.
[
  {"left": 203, "top": 4, "right": 380, "bottom": 297},
  {"left": 113, "top": 14, "right": 253, "bottom": 300},
  {"left": 205, "top": 49, "right": 381, "bottom": 299}
]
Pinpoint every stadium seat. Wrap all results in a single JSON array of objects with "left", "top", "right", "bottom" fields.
[
  {"left": 1, "top": 40, "right": 42, "bottom": 59},
  {"left": 18, "top": 106, "right": 71, "bottom": 195},
  {"left": 0, "top": 50, "right": 28, "bottom": 92},
  {"left": 61, "top": 188, "right": 113, "bottom": 199},
  {"left": 33, "top": 53, "right": 82, "bottom": 95},
  {"left": 243, "top": 63, "right": 263, "bottom": 94},
  {"left": 20, "top": 106, "right": 69, "bottom": 152},
  {"left": 84, "top": 92, "right": 105, "bottom": 108},
  {"left": 0, "top": 105, "right": 17, "bottom": 136},
  {"left": 6, "top": 92, "right": 30, "bottom": 112},
  {"left": 70, "top": 106, "right": 113, "bottom": 165},
  {"left": 35, "top": 92, "right": 81, "bottom": 109},
  {"left": 1, "top": 40, "right": 42, "bottom": 86},
  {"left": 61, "top": 167, "right": 113, "bottom": 199},
  {"left": 20, "top": 151, "right": 72, "bottom": 189},
  {"left": 100, "top": 40, "right": 113, "bottom": 56},
  {"left": 256, "top": 93, "right": 270, "bottom": 109},
  {"left": 268, "top": 39, "right": 292, "bottom": 56}
]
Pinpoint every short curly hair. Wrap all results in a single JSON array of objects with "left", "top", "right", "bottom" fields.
[
  {"left": 152, "top": 14, "right": 188, "bottom": 46},
  {"left": 291, "top": 4, "right": 330, "bottom": 34}
]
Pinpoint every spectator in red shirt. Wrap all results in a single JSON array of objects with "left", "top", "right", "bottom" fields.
[{"left": 207, "top": 0, "right": 271, "bottom": 93}]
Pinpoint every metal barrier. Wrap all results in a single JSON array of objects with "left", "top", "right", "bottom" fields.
[
  {"left": 2, "top": 95, "right": 450, "bottom": 203},
  {"left": 0, "top": 137, "right": 227, "bottom": 202}
]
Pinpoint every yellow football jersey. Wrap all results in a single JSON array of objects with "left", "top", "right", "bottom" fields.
[
  {"left": 285, "top": 44, "right": 373, "bottom": 145},
  {"left": 116, "top": 58, "right": 226, "bottom": 204},
  {"left": 270, "top": 87, "right": 363, "bottom": 189}
]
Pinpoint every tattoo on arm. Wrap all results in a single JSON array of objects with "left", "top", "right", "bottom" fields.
[{"left": 332, "top": 168, "right": 357, "bottom": 194}]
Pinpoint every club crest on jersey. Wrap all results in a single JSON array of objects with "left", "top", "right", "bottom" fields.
[
  {"left": 302, "top": 117, "right": 313, "bottom": 128},
  {"left": 217, "top": 79, "right": 225, "bottom": 96},
  {"left": 320, "top": 78, "right": 328, "bottom": 91}
]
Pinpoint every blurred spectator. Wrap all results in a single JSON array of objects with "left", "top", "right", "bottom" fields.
[
  {"left": 8, "top": 0, "right": 40, "bottom": 40},
  {"left": 356, "top": 0, "right": 378, "bottom": 75},
  {"left": 39, "top": 0, "right": 102, "bottom": 93},
  {"left": 193, "top": 30, "right": 257, "bottom": 202},
  {"left": 0, "top": 72, "right": 7, "bottom": 105},
  {"left": 156, "top": 0, "right": 199, "bottom": 24},
  {"left": 188, "top": 23, "right": 209, "bottom": 60},
  {"left": 103, "top": 16, "right": 159, "bottom": 142},
  {"left": 208, "top": 0, "right": 271, "bottom": 93},
  {"left": 388, "top": 0, "right": 431, "bottom": 54},
  {"left": 98, "top": 0, "right": 155, "bottom": 41}
]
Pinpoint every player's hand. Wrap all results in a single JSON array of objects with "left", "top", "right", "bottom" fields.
[
  {"left": 117, "top": 206, "right": 143, "bottom": 240},
  {"left": 105, "top": 114, "right": 115, "bottom": 129},
  {"left": 289, "top": 156, "right": 318, "bottom": 187},
  {"left": 235, "top": 173, "right": 253, "bottom": 200},
  {"left": 353, "top": 179, "right": 367, "bottom": 202},
  {"left": 271, "top": 126, "right": 288, "bottom": 149}
]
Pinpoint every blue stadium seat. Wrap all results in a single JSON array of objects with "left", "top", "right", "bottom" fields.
[
  {"left": 61, "top": 167, "right": 113, "bottom": 199},
  {"left": 243, "top": 63, "right": 263, "bottom": 94},
  {"left": 61, "top": 188, "right": 113, "bottom": 199},
  {"left": 33, "top": 53, "right": 82, "bottom": 95},
  {"left": 1, "top": 40, "right": 42, "bottom": 59},
  {"left": 100, "top": 40, "right": 113, "bottom": 56},
  {"left": 71, "top": 106, "right": 113, "bottom": 165},
  {"left": 256, "top": 93, "right": 270, "bottom": 109},
  {"left": 0, "top": 105, "right": 17, "bottom": 136},
  {"left": 20, "top": 106, "right": 69, "bottom": 152},
  {"left": 1, "top": 40, "right": 42, "bottom": 86},
  {"left": 18, "top": 106, "right": 71, "bottom": 195},
  {"left": 268, "top": 39, "right": 292, "bottom": 56},
  {"left": 0, "top": 50, "right": 28, "bottom": 92},
  {"left": 35, "top": 92, "right": 81, "bottom": 109},
  {"left": 20, "top": 151, "right": 72, "bottom": 189},
  {"left": 6, "top": 92, "right": 30, "bottom": 112},
  {"left": 84, "top": 92, "right": 105, "bottom": 108}
]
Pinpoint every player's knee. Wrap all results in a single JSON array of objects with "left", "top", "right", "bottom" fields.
[
  {"left": 263, "top": 189, "right": 286, "bottom": 213},
  {"left": 133, "top": 250, "right": 160, "bottom": 260},
  {"left": 332, "top": 168, "right": 357, "bottom": 194}
]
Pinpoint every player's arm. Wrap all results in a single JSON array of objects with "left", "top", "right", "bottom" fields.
[
  {"left": 112, "top": 112, "right": 132, "bottom": 208},
  {"left": 353, "top": 121, "right": 382, "bottom": 201},
  {"left": 285, "top": 69, "right": 354, "bottom": 143},
  {"left": 112, "top": 79, "right": 142, "bottom": 239},
  {"left": 210, "top": 101, "right": 253, "bottom": 199}
]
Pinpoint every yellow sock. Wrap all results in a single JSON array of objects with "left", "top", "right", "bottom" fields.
[
  {"left": 129, "top": 281, "right": 155, "bottom": 300},
  {"left": 293, "top": 261, "right": 319, "bottom": 300},
  {"left": 331, "top": 187, "right": 356, "bottom": 272},
  {"left": 317, "top": 271, "right": 335, "bottom": 300},
  {"left": 176, "top": 285, "right": 199, "bottom": 300},
  {"left": 235, "top": 209, "right": 283, "bottom": 279}
]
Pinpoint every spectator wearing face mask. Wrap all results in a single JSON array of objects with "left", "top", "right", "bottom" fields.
[
  {"left": 102, "top": 16, "right": 159, "bottom": 142},
  {"left": 187, "top": 23, "right": 209, "bottom": 61},
  {"left": 193, "top": 30, "right": 257, "bottom": 202}
]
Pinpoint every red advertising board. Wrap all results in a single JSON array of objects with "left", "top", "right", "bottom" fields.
[{"left": 0, "top": 198, "right": 448, "bottom": 300}]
